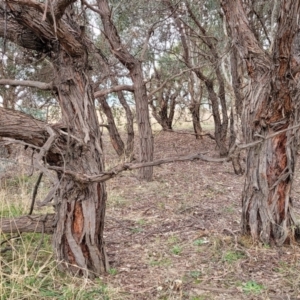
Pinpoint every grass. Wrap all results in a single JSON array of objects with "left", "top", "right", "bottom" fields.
[
  {"left": 222, "top": 250, "right": 245, "bottom": 263},
  {"left": 242, "top": 281, "right": 264, "bottom": 295},
  {"left": 0, "top": 174, "right": 118, "bottom": 300},
  {"left": 193, "top": 238, "right": 208, "bottom": 246},
  {"left": 2, "top": 124, "right": 300, "bottom": 299},
  {"left": 0, "top": 230, "right": 112, "bottom": 300},
  {"left": 171, "top": 245, "right": 183, "bottom": 255}
]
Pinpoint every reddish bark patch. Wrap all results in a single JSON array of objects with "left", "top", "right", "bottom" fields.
[
  {"left": 267, "top": 132, "right": 288, "bottom": 215},
  {"left": 278, "top": 181, "right": 287, "bottom": 220},
  {"left": 72, "top": 201, "right": 84, "bottom": 242}
]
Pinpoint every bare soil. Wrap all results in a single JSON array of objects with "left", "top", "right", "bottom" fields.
[{"left": 101, "top": 129, "right": 300, "bottom": 300}]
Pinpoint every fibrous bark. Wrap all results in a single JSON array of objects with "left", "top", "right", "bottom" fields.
[
  {"left": 0, "top": 0, "right": 108, "bottom": 277},
  {"left": 99, "top": 96, "right": 126, "bottom": 157},
  {"left": 222, "top": 0, "right": 300, "bottom": 245}
]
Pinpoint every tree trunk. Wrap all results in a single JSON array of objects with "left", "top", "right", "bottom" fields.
[
  {"left": 99, "top": 96, "right": 126, "bottom": 157},
  {"left": 51, "top": 52, "right": 108, "bottom": 277},
  {"left": 189, "top": 101, "right": 202, "bottom": 139},
  {"left": 222, "top": 0, "right": 300, "bottom": 245},
  {"left": 131, "top": 64, "right": 154, "bottom": 179},
  {"left": 204, "top": 79, "right": 228, "bottom": 157},
  {"left": 97, "top": 0, "right": 153, "bottom": 180},
  {"left": 160, "top": 98, "right": 172, "bottom": 131},
  {"left": 114, "top": 82, "right": 135, "bottom": 160},
  {"left": 227, "top": 47, "right": 244, "bottom": 175},
  {"left": 1, "top": 0, "right": 109, "bottom": 277}
]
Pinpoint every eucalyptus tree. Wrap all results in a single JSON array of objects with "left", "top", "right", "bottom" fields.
[
  {"left": 163, "top": 0, "right": 230, "bottom": 158},
  {"left": 148, "top": 52, "right": 188, "bottom": 131},
  {"left": 87, "top": 25, "right": 136, "bottom": 160},
  {"left": 88, "top": 0, "right": 156, "bottom": 180},
  {"left": 222, "top": 0, "right": 300, "bottom": 245},
  {"left": 0, "top": 0, "right": 109, "bottom": 277}
]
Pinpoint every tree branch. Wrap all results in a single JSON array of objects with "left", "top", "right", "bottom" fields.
[
  {"left": 0, "top": 79, "right": 54, "bottom": 90},
  {"left": 10, "top": 0, "right": 44, "bottom": 13},
  {"left": 147, "top": 66, "right": 202, "bottom": 99},
  {"left": 0, "top": 214, "right": 55, "bottom": 234},
  {"left": 48, "top": 152, "right": 229, "bottom": 183},
  {"left": 94, "top": 85, "right": 134, "bottom": 98},
  {"left": 3, "top": 3, "right": 84, "bottom": 56},
  {"left": 52, "top": 0, "right": 78, "bottom": 20}
]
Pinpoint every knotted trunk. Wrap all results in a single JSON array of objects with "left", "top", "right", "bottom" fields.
[
  {"left": 222, "top": 0, "right": 300, "bottom": 245},
  {"left": 51, "top": 51, "right": 108, "bottom": 277}
]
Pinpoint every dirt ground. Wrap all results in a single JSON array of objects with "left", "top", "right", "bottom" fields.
[{"left": 100, "top": 129, "right": 300, "bottom": 300}]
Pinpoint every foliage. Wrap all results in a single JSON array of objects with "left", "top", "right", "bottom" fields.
[{"left": 242, "top": 281, "right": 265, "bottom": 295}]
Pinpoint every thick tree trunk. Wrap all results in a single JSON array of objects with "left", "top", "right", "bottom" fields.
[
  {"left": 51, "top": 52, "right": 108, "bottom": 276},
  {"left": 222, "top": 0, "right": 300, "bottom": 245},
  {"left": 0, "top": 0, "right": 109, "bottom": 277}
]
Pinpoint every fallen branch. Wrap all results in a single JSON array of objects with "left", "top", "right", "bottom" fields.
[{"left": 0, "top": 214, "right": 55, "bottom": 234}]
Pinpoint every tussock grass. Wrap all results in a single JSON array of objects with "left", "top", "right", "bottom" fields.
[{"left": 0, "top": 173, "right": 118, "bottom": 300}]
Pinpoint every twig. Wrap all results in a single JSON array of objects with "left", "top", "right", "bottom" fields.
[
  {"left": 0, "top": 234, "right": 21, "bottom": 253},
  {"left": 33, "top": 126, "right": 58, "bottom": 184},
  {"left": 238, "top": 123, "right": 300, "bottom": 149},
  {"left": 36, "top": 182, "right": 59, "bottom": 207},
  {"left": 30, "top": 214, "right": 47, "bottom": 262},
  {"left": 29, "top": 172, "right": 43, "bottom": 215}
]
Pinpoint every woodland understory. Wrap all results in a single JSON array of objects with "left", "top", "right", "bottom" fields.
[
  {"left": 1, "top": 129, "right": 300, "bottom": 299},
  {"left": 1, "top": 0, "right": 300, "bottom": 297}
]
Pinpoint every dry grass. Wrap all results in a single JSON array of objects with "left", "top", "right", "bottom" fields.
[{"left": 1, "top": 124, "right": 300, "bottom": 299}]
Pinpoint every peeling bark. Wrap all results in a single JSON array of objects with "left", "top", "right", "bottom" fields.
[
  {"left": 222, "top": 0, "right": 300, "bottom": 245},
  {"left": 0, "top": 1, "right": 108, "bottom": 277}
]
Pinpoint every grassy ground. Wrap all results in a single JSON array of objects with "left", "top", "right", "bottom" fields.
[{"left": 1, "top": 122, "right": 300, "bottom": 299}]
